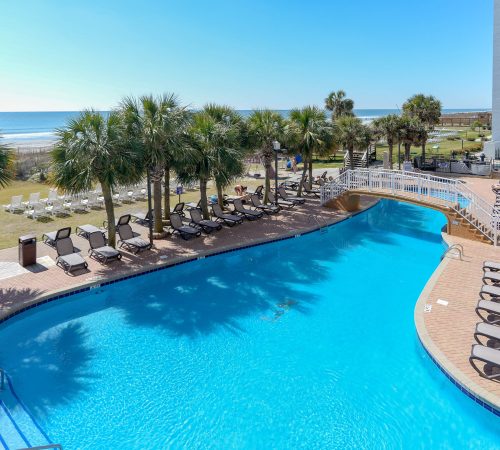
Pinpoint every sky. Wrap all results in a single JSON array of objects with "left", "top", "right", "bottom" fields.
[{"left": 0, "top": 0, "right": 494, "bottom": 111}]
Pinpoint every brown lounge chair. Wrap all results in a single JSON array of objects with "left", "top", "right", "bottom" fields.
[
  {"left": 189, "top": 208, "right": 222, "bottom": 233},
  {"left": 212, "top": 203, "right": 243, "bottom": 226},
  {"left": 117, "top": 214, "right": 152, "bottom": 253},
  {"left": 278, "top": 186, "right": 305, "bottom": 205},
  {"left": 269, "top": 191, "right": 294, "bottom": 209},
  {"left": 56, "top": 236, "right": 88, "bottom": 274},
  {"left": 88, "top": 231, "right": 122, "bottom": 264},
  {"left": 170, "top": 213, "right": 201, "bottom": 240},
  {"left": 469, "top": 344, "right": 500, "bottom": 380},
  {"left": 42, "top": 226, "right": 71, "bottom": 247},
  {"left": 233, "top": 198, "right": 263, "bottom": 220},
  {"left": 251, "top": 194, "right": 280, "bottom": 214}
]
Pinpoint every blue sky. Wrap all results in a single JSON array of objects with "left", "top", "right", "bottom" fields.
[{"left": 0, "top": 0, "right": 494, "bottom": 111}]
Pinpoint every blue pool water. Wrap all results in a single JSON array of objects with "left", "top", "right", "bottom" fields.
[{"left": 0, "top": 200, "right": 499, "bottom": 449}]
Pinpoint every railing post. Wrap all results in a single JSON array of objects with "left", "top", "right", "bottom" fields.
[
  {"left": 418, "top": 176, "right": 421, "bottom": 199},
  {"left": 391, "top": 171, "right": 395, "bottom": 195},
  {"left": 368, "top": 170, "right": 372, "bottom": 191}
]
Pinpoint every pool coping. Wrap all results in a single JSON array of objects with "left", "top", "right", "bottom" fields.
[
  {"left": 414, "top": 235, "right": 500, "bottom": 416},
  {"left": 0, "top": 200, "right": 380, "bottom": 325}
]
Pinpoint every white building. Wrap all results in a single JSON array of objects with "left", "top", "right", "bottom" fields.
[{"left": 485, "top": 0, "right": 500, "bottom": 159}]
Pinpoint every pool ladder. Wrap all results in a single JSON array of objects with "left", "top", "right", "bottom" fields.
[
  {"left": 309, "top": 214, "right": 328, "bottom": 234},
  {"left": 441, "top": 244, "right": 465, "bottom": 261}
]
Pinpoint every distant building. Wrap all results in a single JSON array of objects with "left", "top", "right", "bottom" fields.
[
  {"left": 439, "top": 112, "right": 491, "bottom": 127},
  {"left": 484, "top": 0, "right": 500, "bottom": 159}
]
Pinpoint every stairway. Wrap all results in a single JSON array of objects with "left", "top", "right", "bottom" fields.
[
  {"left": 451, "top": 208, "right": 497, "bottom": 244},
  {"left": 344, "top": 151, "right": 367, "bottom": 169}
]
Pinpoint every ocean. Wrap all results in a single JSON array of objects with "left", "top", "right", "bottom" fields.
[{"left": 0, "top": 109, "right": 490, "bottom": 148}]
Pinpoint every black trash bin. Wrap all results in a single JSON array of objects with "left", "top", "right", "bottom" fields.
[{"left": 19, "top": 234, "right": 37, "bottom": 267}]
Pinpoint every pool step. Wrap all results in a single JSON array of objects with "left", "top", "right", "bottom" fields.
[{"left": 0, "top": 400, "right": 31, "bottom": 449}]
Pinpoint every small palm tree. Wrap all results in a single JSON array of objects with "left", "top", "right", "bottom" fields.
[
  {"left": 325, "top": 90, "right": 354, "bottom": 121},
  {"left": 335, "top": 116, "right": 372, "bottom": 170},
  {"left": 402, "top": 94, "right": 441, "bottom": 162},
  {"left": 52, "top": 110, "right": 143, "bottom": 247},
  {"left": 288, "top": 106, "right": 333, "bottom": 193},
  {"left": 399, "top": 116, "right": 427, "bottom": 162},
  {"left": 179, "top": 110, "right": 244, "bottom": 219},
  {"left": 247, "top": 110, "right": 285, "bottom": 203},
  {"left": 0, "top": 134, "right": 13, "bottom": 188},
  {"left": 372, "top": 115, "right": 402, "bottom": 169}
]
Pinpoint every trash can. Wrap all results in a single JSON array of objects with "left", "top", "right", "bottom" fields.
[{"left": 19, "top": 234, "right": 36, "bottom": 267}]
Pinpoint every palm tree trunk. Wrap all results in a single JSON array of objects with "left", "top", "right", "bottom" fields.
[
  {"left": 349, "top": 147, "right": 355, "bottom": 170},
  {"left": 200, "top": 178, "right": 209, "bottom": 219},
  {"left": 101, "top": 182, "right": 116, "bottom": 248},
  {"left": 163, "top": 166, "right": 171, "bottom": 221},
  {"left": 404, "top": 144, "right": 411, "bottom": 161},
  {"left": 388, "top": 143, "right": 393, "bottom": 169},
  {"left": 421, "top": 142, "right": 426, "bottom": 164},
  {"left": 308, "top": 154, "right": 313, "bottom": 189},
  {"left": 216, "top": 181, "right": 224, "bottom": 208},
  {"left": 297, "top": 158, "right": 308, "bottom": 196}
]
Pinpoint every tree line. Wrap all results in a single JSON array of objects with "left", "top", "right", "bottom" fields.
[{"left": 0, "top": 91, "right": 441, "bottom": 248}]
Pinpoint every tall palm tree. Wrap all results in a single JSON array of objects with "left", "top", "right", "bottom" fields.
[
  {"left": 121, "top": 94, "right": 190, "bottom": 233},
  {"left": 325, "top": 90, "right": 354, "bottom": 121},
  {"left": 335, "top": 116, "right": 372, "bottom": 170},
  {"left": 398, "top": 116, "right": 427, "bottom": 162},
  {"left": 52, "top": 110, "right": 143, "bottom": 247},
  {"left": 288, "top": 106, "right": 332, "bottom": 194},
  {"left": 402, "top": 94, "right": 441, "bottom": 162},
  {"left": 179, "top": 110, "right": 244, "bottom": 219},
  {"left": 247, "top": 110, "right": 285, "bottom": 203},
  {"left": 0, "top": 134, "right": 13, "bottom": 188},
  {"left": 372, "top": 114, "right": 402, "bottom": 169}
]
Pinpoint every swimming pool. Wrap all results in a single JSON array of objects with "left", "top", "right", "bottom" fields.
[{"left": 0, "top": 200, "right": 499, "bottom": 449}]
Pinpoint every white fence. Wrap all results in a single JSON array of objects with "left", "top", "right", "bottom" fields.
[{"left": 321, "top": 169, "right": 500, "bottom": 245}]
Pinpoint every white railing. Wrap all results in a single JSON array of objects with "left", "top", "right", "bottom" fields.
[{"left": 321, "top": 169, "right": 500, "bottom": 245}]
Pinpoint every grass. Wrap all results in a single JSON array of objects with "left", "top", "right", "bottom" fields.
[{"left": 0, "top": 178, "right": 263, "bottom": 250}]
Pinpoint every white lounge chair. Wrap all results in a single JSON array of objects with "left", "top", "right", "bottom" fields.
[
  {"left": 3, "top": 195, "right": 24, "bottom": 213},
  {"left": 24, "top": 203, "right": 51, "bottom": 220},
  {"left": 23, "top": 192, "right": 41, "bottom": 210}
]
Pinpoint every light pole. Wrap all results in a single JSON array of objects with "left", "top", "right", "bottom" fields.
[{"left": 273, "top": 140, "right": 280, "bottom": 205}]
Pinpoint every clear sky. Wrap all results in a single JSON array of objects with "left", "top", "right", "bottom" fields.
[{"left": 0, "top": 0, "right": 494, "bottom": 111}]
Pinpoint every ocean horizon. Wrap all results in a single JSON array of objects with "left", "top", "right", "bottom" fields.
[{"left": 0, "top": 108, "right": 491, "bottom": 146}]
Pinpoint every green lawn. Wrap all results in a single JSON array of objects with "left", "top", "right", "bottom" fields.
[{"left": 0, "top": 179, "right": 263, "bottom": 250}]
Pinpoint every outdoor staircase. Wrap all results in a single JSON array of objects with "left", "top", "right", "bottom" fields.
[
  {"left": 343, "top": 151, "right": 367, "bottom": 169},
  {"left": 0, "top": 371, "right": 60, "bottom": 449},
  {"left": 451, "top": 207, "right": 497, "bottom": 244}
]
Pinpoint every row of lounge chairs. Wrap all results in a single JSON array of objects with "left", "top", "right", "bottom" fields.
[{"left": 469, "top": 261, "right": 500, "bottom": 380}]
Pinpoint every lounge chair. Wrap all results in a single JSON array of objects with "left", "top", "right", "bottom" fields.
[
  {"left": 55, "top": 236, "right": 88, "bottom": 274},
  {"left": 170, "top": 213, "right": 201, "bottom": 240},
  {"left": 3, "top": 195, "right": 24, "bottom": 213},
  {"left": 476, "top": 300, "right": 500, "bottom": 324},
  {"left": 88, "top": 231, "right": 122, "bottom": 264},
  {"left": 24, "top": 203, "right": 51, "bottom": 220},
  {"left": 299, "top": 181, "right": 320, "bottom": 198},
  {"left": 480, "top": 284, "right": 500, "bottom": 300},
  {"left": 483, "top": 271, "right": 500, "bottom": 285},
  {"left": 278, "top": 186, "right": 305, "bottom": 205},
  {"left": 76, "top": 224, "right": 105, "bottom": 240},
  {"left": 23, "top": 192, "right": 41, "bottom": 210},
  {"left": 249, "top": 185, "right": 264, "bottom": 198},
  {"left": 269, "top": 191, "right": 294, "bottom": 209},
  {"left": 484, "top": 261, "right": 500, "bottom": 272},
  {"left": 131, "top": 209, "right": 153, "bottom": 226},
  {"left": 212, "top": 203, "right": 243, "bottom": 226},
  {"left": 171, "top": 202, "right": 185, "bottom": 217},
  {"left": 251, "top": 194, "right": 280, "bottom": 214},
  {"left": 117, "top": 214, "right": 152, "bottom": 253},
  {"left": 42, "top": 227, "right": 71, "bottom": 246},
  {"left": 233, "top": 198, "right": 263, "bottom": 220},
  {"left": 189, "top": 208, "right": 222, "bottom": 233},
  {"left": 474, "top": 322, "right": 500, "bottom": 347},
  {"left": 469, "top": 344, "right": 500, "bottom": 380}
]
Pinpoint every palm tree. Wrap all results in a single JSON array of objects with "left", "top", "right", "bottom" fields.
[
  {"left": 0, "top": 134, "right": 13, "bottom": 188},
  {"left": 121, "top": 94, "right": 190, "bottom": 234},
  {"left": 335, "top": 116, "right": 372, "bottom": 170},
  {"left": 398, "top": 116, "right": 427, "bottom": 162},
  {"left": 179, "top": 110, "right": 244, "bottom": 219},
  {"left": 402, "top": 94, "right": 441, "bottom": 162},
  {"left": 325, "top": 90, "right": 354, "bottom": 121},
  {"left": 372, "top": 114, "right": 402, "bottom": 169},
  {"left": 52, "top": 110, "right": 143, "bottom": 247},
  {"left": 288, "top": 106, "right": 332, "bottom": 194},
  {"left": 247, "top": 110, "right": 285, "bottom": 203}
]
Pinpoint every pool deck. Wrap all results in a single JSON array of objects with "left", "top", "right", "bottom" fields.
[{"left": 1, "top": 174, "right": 500, "bottom": 414}]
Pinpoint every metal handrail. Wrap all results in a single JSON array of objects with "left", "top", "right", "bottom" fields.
[
  {"left": 308, "top": 214, "right": 328, "bottom": 233},
  {"left": 19, "top": 445, "right": 63, "bottom": 450},
  {"left": 321, "top": 169, "right": 498, "bottom": 245},
  {"left": 442, "top": 244, "right": 465, "bottom": 260},
  {"left": 0, "top": 368, "right": 4, "bottom": 391}
]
